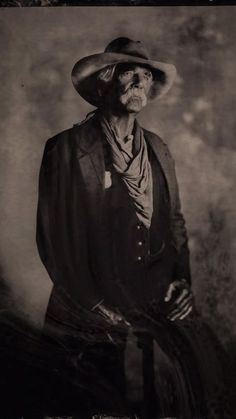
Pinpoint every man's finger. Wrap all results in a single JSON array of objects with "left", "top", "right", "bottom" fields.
[
  {"left": 123, "top": 318, "right": 131, "bottom": 326},
  {"left": 164, "top": 280, "right": 188, "bottom": 303},
  {"left": 164, "top": 283, "right": 176, "bottom": 302},
  {"left": 168, "top": 303, "right": 192, "bottom": 321},
  {"left": 168, "top": 296, "right": 193, "bottom": 317},
  {"left": 179, "top": 305, "right": 193, "bottom": 320},
  {"left": 168, "top": 304, "right": 193, "bottom": 321},
  {"left": 110, "top": 313, "right": 130, "bottom": 326},
  {"left": 175, "top": 288, "right": 190, "bottom": 305},
  {"left": 168, "top": 300, "right": 192, "bottom": 317},
  {"left": 111, "top": 315, "right": 122, "bottom": 324}
]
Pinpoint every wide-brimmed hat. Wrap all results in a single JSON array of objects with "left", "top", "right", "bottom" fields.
[{"left": 71, "top": 37, "right": 176, "bottom": 107}]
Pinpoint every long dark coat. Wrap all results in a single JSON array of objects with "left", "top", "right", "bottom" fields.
[
  {"left": 36, "top": 114, "right": 231, "bottom": 419},
  {"left": 36, "top": 113, "right": 190, "bottom": 320}
]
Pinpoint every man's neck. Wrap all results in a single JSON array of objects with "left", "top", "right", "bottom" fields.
[{"left": 105, "top": 111, "right": 136, "bottom": 141}]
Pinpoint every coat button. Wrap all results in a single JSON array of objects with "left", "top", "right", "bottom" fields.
[
  {"left": 138, "top": 241, "right": 143, "bottom": 246},
  {"left": 137, "top": 224, "right": 141, "bottom": 230},
  {"left": 137, "top": 256, "right": 142, "bottom": 261}
]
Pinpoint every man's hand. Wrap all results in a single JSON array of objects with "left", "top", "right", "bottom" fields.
[
  {"left": 164, "top": 279, "right": 193, "bottom": 321},
  {"left": 92, "top": 301, "right": 130, "bottom": 326}
]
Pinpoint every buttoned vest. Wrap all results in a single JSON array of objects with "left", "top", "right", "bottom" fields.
[{"left": 89, "top": 141, "right": 176, "bottom": 313}]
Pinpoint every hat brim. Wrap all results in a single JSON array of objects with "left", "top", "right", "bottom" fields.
[{"left": 71, "top": 52, "right": 176, "bottom": 107}]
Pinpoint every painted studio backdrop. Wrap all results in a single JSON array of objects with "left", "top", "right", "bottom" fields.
[{"left": 0, "top": 6, "right": 235, "bottom": 357}]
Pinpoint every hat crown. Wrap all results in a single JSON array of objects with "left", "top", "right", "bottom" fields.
[{"left": 104, "top": 37, "right": 149, "bottom": 60}]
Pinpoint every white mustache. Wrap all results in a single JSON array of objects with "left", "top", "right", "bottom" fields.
[{"left": 123, "top": 87, "right": 147, "bottom": 100}]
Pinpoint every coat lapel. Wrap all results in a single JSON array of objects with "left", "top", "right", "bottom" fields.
[
  {"left": 144, "top": 128, "right": 176, "bottom": 213},
  {"left": 74, "top": 116, "right": 105, "bottom": 191}
]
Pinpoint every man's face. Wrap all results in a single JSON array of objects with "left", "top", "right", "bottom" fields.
[{"left": 113, "top": 64, "right": 153, "bottom": 114}]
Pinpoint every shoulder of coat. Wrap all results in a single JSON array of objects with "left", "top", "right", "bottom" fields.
[
  {"left": 143, "top": 127, "right": 175, "bottom": 163},
  {"left": 143, "top": 127, "right": 171, "bottom": 152},
  {"left": 142, "top": 127, "right": 168, "bottom": 147},
  {"left": 73, "top": 110, "right": 96, "bottom": 127},
  {"left": 45, "top": 127, "right": 74, "bottom": 153}
]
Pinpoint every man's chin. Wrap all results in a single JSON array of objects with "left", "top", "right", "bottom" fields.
[{"left": 122, "top": 98, "right": 146, "bottom": 113}]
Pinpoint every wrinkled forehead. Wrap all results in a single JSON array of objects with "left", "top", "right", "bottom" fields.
[{"left": 115, "top": 62, "right": 154, "bottom": 77}]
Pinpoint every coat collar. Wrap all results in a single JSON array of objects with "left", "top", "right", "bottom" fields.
[
  {"left": 143, "top": 128, "right": 176, "bottom": 212},
  {"left": 74, "top": 113, "right": 105, "bottom": 185},
  {"left": 74, "top": 112, "right": 102, "bottom": 155}
]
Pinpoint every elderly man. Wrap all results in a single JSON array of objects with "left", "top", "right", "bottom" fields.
[{"left": 36, "top": 38, "right": 221, "bottom": 419}]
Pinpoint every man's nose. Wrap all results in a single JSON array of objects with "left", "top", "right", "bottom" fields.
[{"left": 132, "top": 73, "right": 145, "bottom": 88}]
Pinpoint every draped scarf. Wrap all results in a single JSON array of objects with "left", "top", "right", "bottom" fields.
[{"left": 100, "top": 116, "right": 153, "bottom": 229}]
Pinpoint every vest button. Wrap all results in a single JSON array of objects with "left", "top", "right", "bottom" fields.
[
  {"left": 138, "top": 241, "right": 143, "bottom": 246},
  {"left": 137, "top": 256, "right": 142, "bottom": 261},
  {"left": 137, "top": 224, "right": 141, "bottom": 230}
]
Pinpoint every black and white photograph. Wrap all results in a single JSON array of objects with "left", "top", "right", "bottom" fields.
[{"left": 0, "top": 4, "right": 235, "bottom": 419}]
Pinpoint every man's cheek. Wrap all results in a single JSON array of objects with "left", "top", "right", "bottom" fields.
[
  {"left": 141, "top": 96, "right": 147, "bottom": 107},
  {"left": 119, "top": 92, "right": 131, "bottom": 105},
  {"left": 119, "top": 81, "right": 132, "bottom": 93}
]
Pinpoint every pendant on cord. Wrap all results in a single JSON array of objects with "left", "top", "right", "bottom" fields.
[{"left": 105, "top": 171, "right": 112, "bottom": 189}]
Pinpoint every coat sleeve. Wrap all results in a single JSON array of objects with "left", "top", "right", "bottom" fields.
[
  {"left": 36, "top": 138, "right": 58, "bottom": 283},
  {"left": 168, "top": 149, "right": 192, "bottom": 284},
  {"left": 36, "top": 133, "right": 102, "bottom": 309}
]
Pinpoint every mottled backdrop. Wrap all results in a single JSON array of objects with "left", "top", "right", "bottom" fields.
[{"left": 0, "top": 7, "right": 235, "bottom": 353}]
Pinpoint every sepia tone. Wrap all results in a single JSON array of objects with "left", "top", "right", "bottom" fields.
[{"left": 0, "top": 5, "right": 236, "bottom": 418}]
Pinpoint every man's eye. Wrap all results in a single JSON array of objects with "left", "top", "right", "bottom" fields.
[
  {"left": 144, "top": 71, "right": 152, "bottom": 79},
  {"left": 121, "top": 71, "right": 133, "bottom": 78}
]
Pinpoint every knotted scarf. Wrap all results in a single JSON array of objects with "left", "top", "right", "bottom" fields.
[{"left": 100, "top": 116, "right": 153, "bottom": 229}]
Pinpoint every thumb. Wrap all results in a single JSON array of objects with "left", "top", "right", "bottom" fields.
[{"left": 164, "top": 282, "right": 176, "bottom": 302}]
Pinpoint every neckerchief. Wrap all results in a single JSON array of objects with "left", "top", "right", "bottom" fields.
[{"left": 100, "top": 116, "right": 153, "bottom": 229}]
